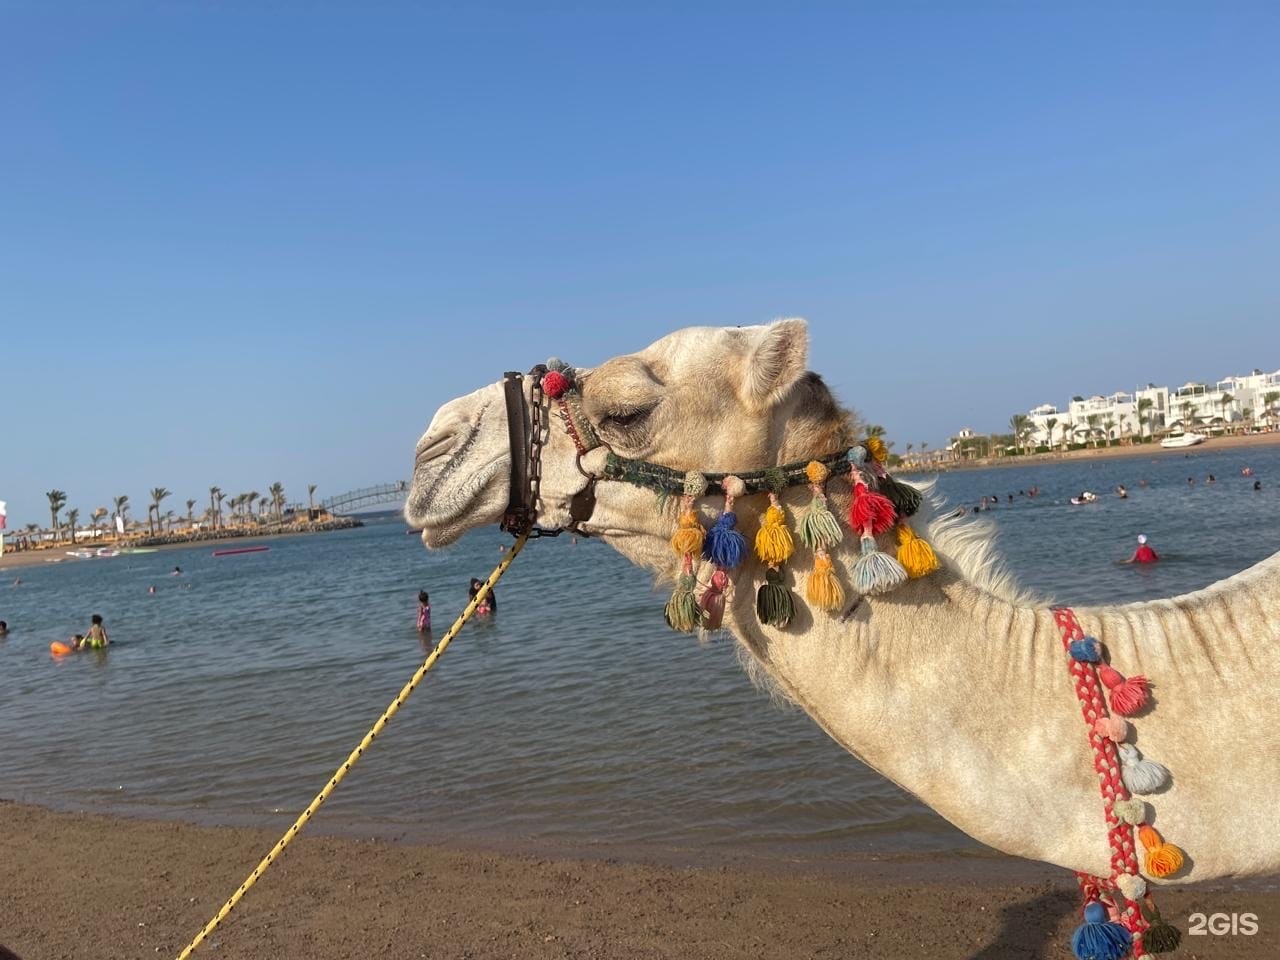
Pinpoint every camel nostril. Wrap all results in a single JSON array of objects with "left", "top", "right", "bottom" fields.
[{"left": 415, "top": 431, "right": 456, "bottom": 466}]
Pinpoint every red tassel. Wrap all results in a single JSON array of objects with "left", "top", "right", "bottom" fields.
[
  {"left": 1099, "top": 664, "right": 1124, "bottom": 688},
  {"left": 850, "top": 482, "right": 897, "bottom": 535},
  {"left": 1109, "top": 675, "right": 1150, "bottom": 716},
  {"left": 699, "top": 569, "right": 729, "bottom": 630}
]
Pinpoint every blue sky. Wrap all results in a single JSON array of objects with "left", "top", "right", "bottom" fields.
[{"left": 2, "top": 2, "right": 1278, "bottom": 527}]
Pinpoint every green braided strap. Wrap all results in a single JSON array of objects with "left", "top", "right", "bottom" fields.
[{"left": 603, "top": 448, "right": 855, "bottom": 498}]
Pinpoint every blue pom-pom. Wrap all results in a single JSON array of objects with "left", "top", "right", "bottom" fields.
[
  {"left": 847, "top": 447, "right": 867, "bottom": 465},
  {"left": 1071, "top": 902, "right": 1131, "bottom": 960},
  {"left": 1069, "top": 638, "right": 1101, "bottom": 663},
  {"left": 703, "top": 511, "right": 746, "bottom": 569}
]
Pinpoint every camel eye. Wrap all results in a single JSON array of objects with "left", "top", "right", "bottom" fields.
[{"left": 603, "top": 406, "right": 653, "bottom": 430}]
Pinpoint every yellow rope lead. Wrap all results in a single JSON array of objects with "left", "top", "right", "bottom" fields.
[{"left": 175, "top": 529, "right": 531, "bottom": 960}]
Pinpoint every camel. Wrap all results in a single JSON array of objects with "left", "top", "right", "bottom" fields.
[{"left": 406, "top": 318, "right": 1280, "bottom": 886}]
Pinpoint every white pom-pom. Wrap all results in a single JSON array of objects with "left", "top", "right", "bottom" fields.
[
  {"left": 721, "top": 475, "right": 746, "bottom": 499},
  {"left": 1116, "top": 872, "right": 1147, "bottom": 901}
]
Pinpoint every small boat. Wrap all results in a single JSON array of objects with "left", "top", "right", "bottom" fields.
[
  {"left": 65, "top": 549, "right": 95, "bottom": 559},
  {"left": 96, "top": 547, "right": 121, "bottom": 558},
  {"left": 1161, "top": 432, "right": 1206, "bottom": 449},
  {"left": 120, "top": 547, "right": 158, "bottom": 554},
  {"left": 212, "top": 545, "right": 270, "bottom": 557}
]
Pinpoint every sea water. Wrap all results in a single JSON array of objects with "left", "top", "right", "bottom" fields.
[{"left": 1, "top": 446, "right": 1276, "bottom": 863}]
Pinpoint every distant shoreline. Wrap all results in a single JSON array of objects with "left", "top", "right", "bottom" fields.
[
  {"left": 899, "top": 430, "right": 1280, "bottom": 475},
  {"left": 0, "top": 518, "right": 363, "bottom": 572}
]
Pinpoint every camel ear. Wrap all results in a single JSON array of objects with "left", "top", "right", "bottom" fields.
[{"left": 741, "top": 318, "right": 809, "bottom": 410}]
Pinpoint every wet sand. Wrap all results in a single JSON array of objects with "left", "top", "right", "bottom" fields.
[{"left": 3, "top": 801, "right": 1277, "bottom": 959}]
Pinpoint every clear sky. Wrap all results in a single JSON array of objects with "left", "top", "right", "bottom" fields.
[{"left": 2, "top": 2, "right": 1278, "bottom": 527}]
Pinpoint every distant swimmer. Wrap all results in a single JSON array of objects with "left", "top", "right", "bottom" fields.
[
  {"left": 172, "top": 566, "right": 182, "bottom": 576},
  {"left": 0, "top": 620, "right": 8, "bottom": 638},
  {"left": 1116, "top": 485, "right": 1128, "bottom": 499},
  {"left": 417, "top": 590, "right": 431, "bottom": 632},
  {"left": 1207, "top": 474, "right": 1216, "bottom": 484},
  {"left": 1242, "top": 467, "right": 1254, "bottom": 477},
  {"left": 148, "top": 585, "right": 156, "bottom": 595},
  {"left": 468, "top": 577, "right": 497, "bottom": 615},
  {"left": 1255, "top": 480, "right": 1263, "bottom": 491},
  {"left": 1188, "top": 477, "right": 1195, "bottom": 485},
  {"left": 81, "top": 614, "right": 109, "bottom": 649},
  {"left": 1124, "top": 534, "right": 1159, "bottom": 565}
]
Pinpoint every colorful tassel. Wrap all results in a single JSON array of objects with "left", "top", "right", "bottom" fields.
[
  {"left": 699, "top": 569, "right": 729, "bottom": 631},
  {"left": 664, "top": 572, "right": 699, "bottom": 633},
  {"left": 755, "top": 567, "right": 796, "bottom": 628},
  {"left": 1142, "top": 910, "right": 1182, "bottom": 953},
  {"left": 1071, "top": 901, "right": 1131, "bottom": 960},
  {"left": 805, "top": 551, "right": 845, "bottom": 611},
  {"left": 755, "top": 501, "right": 794, "bottom": 565},
  {"left": 1117, "top": 743, "right": 1170, "bottom": 794},
  {"left": 798, "top": 461, "right": 843, "bottom": 550},
  {"left": 1099, "top": 666, "right": 1150, "bottom": 716},
  {"left": 852, "top": 532, "right": 908, "bottom": 594},
  {"left": 1139, "top": 825, "right": 1185, "bottom": 878},
  {"left": 863, "top": 436, "right": 888, "bottom": 464},
  {"left": 850, "top": 480, "right": 897, "bottom": 535},
  {"left": 703, "top": 475, "right": 747, "bottom": 569},
  {"left": 894, "top": 522, "right": 939, "bottom": 578},
  {"left": 671, "top": 509, "right": 704, "bottom": 556},
  {"left": 877, "top": 474, "right": 923, "bottom": 517},
  {"left": 1111, "top": 797, "right": 1146, "bottom": 825}
]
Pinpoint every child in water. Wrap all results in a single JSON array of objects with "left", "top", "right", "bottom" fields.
[
  {"left": 468, "top": 577, "right": 497, "bottom": 615},
  {"left": 79, "top": 614, "right": 109, "bottom": 649},
  {"left": 416, "top": 590, "right": 431, "bottom": 631}
]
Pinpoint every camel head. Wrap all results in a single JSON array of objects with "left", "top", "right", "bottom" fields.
[{"left": 406, "top": 319, "right": 855, "bottom": 559}]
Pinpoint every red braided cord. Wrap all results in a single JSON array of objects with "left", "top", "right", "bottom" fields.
[{"left": 1054, "top": 607, "right": 1151, "bottom": 957}]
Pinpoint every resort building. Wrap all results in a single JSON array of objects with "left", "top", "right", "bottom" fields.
[{"left": 954, "top": 364, "right": 1279, "bottom": 458}]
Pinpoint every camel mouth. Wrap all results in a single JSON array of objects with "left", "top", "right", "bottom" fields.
[{"left": 406, "top": 399, "right": 511, "bottom": 547}]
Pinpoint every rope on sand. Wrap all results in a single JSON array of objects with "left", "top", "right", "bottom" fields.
[{"left": 174, "top": 529, "right": 530, "bottom": 959}]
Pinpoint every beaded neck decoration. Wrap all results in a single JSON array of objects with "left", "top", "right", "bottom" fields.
[{"left": 540, "top": 359, "right": 941, "bottom": 633}]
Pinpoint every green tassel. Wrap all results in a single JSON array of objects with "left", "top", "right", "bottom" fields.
[
  {"left": 798, "top": 495, "right": 843, "bottom": 550},
  {"left": 1143, "top": 917, "right": 1181, "bottom": 954},
  {"left": 877, "top": 475, "right": 923, "bottom": 517},
  {"left": 664, "top": 574, "right": 700, "bottom": 633},
  {"left": 755, "top": 568, "right": 796, "bottom": 628}
]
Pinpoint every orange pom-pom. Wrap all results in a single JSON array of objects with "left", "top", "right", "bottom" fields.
[{"left": 805, "top": 460, "right": 830, "bottom": 485}]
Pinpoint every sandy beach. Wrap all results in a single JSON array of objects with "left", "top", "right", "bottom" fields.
[{"left": 2, "top": 801, "right": 1277, "bottom": 959}]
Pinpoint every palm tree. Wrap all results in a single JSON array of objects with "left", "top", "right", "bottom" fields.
[
  {"left": 1218, "top": 392, "right": 1234, "bottom": 431},
  {"left": 91, "top": 507, "right": 108, "bottom": 541},
  {"left": 1136, "top": 397, "right": 1154, "bottom": 439},
  {"left": 1102, "top": 415, "right": 1116, "bottom": 447},
  {"left": 1086, "top": 414, "right": 1101, "bottom": 448},
  {"left": 1242, "top": 405, "right": 1254, "bottom": 432},
  {"left": 186, "top": 499, "right": 197, "bottom": 526},
  {"left": 209, "top": 486, "right": 222, "bottom": 530},
  {"left": 308, "top": 483, "right": 318, "bottom": 518},
  {"left": 149, "top": 487, "right": 171, "bottom": 536},
  {"left": 268, "top": 482, "right": 286, "bottom": 522},
  {"left": 113, "top": 495, "right": 130, "bottom": 539},
  {"left": 1178, "top": 401, "right": 1198, "bottom": 432},
  {"left": 1045, "top": 417, "right": 1058, "bottom": 450},
  {"left": 66, "top": 507, "right": 80, "bottom": 544},
  {"left": 1264, "top": 391, "right": 1280, "bottom": 430},
  {"left": 1008, "top": 415, "right": 1028, "bottom": 455},
  {"left": 46, "top": 490, "right": 67, "bottom": 544}
]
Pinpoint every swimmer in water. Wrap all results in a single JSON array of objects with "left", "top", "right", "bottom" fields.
[
  {"left": 468, "top": 577, "right": 497, "bottom": 615},
  {"left": 1124, "top": 534, "right": 1159, "bottom": 565},
  {"left": 79, "top": 614, "right": 109, "bottom": 649},
  {"left": 1116, "top": 485, "right": 1128, "bottom": 499},
  {"left": 416, "top": 590, "right": 431, "bottom": 632}
]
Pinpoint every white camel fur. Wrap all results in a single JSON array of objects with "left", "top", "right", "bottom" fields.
[{"left": 407, "top": 319, "right": 1280, "bottom": 882}]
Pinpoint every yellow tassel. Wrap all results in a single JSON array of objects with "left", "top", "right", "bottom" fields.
[
  {"left": 805, "top": 551, "right": 845, "bottom": 611},
  {"left": 865, "top": 436, "right": 888, "bottom": 463},
  {"left": 895, "top": 523, "right": 939, "bottom": 578},
  {"left": 670, "top": 509, "right": 704, "bottom": 557},
  {"left": 755, "top": 504, "right": 794, "bottom": 565},
  {"left": 1139, "top": 825, "right": 1185, "bottom": 878}
]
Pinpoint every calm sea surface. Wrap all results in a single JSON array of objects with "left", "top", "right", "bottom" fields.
[{"left": 2, "top": 446, "right": 1277, "bottom": 864}]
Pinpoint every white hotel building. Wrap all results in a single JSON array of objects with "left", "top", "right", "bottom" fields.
[{"left": 1021, "top": 367, "right": 1280, "bottom": 448}]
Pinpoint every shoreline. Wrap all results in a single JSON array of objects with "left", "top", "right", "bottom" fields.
[
  {"left": 899, "top": 429, "right": 1280, "bottom": 475},
  {"left": 4, "top": 801, "right": 1278, "bottom": 959},
  {"left": 0, "top": 520, "right": 363, "bottom": 572}
]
